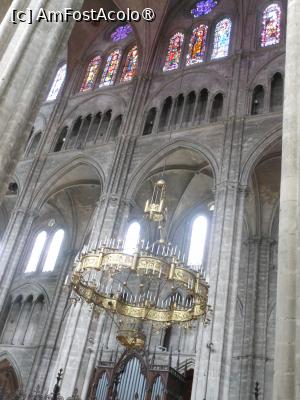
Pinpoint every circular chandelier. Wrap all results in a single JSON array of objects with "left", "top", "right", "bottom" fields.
[{"left": 71, "top": 179, "right": 210, "bottom": 349}]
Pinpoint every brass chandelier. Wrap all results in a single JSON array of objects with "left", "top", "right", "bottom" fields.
[{"left": 71, "top": 179, "right": 210, "bottom": 349}]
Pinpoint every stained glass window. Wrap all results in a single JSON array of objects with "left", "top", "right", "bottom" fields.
[
  {"left": 46, "top": 64, "right": 67, "bottom": 101},
  {"left": 261, "top": 4, "right": 281, "bottom": 47},
  {"left": 120, "top": 45, "right": 139, "bottom": 82},
  {"left": 111, "top": 24, "right": 133, "bottom": 42},
  {"left": 211, "top": 18, "right": 232, "bottom": 59},
  {"left": 99, "top": 50, "right": 121, "bottom": 87},
  {"left": 80, "top": 55, "right": 102, "bottom": 92},
  {"left": 163, "top": 33, "right": 184, "bottom": 72},
  {"left": 191, "top": 0, "right": 219, "bottom": 17},
  {"left": 186, "top": 25, "right": 208, "bottom": 65}
]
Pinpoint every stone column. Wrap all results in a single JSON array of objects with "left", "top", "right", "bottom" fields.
[
  {"left": 273, "top": 1, "right": 300, "bottom": 399},
  {"left": 0, "top": 0, "right": 84, "bottom": 199}
]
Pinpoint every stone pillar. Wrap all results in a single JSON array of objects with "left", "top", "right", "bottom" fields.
[
  {"left": 191, "top": 182, "right": 247, "bottom": 400},
  {"left": 273, "top": 1, "right": 300, "bottom": 399},
  {"left": 0, "top": 0, "right": 84, "bottom": 199}
]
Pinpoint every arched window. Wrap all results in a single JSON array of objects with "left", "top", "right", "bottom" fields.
[
  {"left": 211, "top": 18, "right": 232, "bottom": 60},
  {"left": 54, "top": 126, "right": 68, "bottom": 152},
  {"left": 163, "top": 33, "right": 184, "bottom": 72},
  {"left": 99, "top": 50, "right": 121, "bottom": 87},
  {"left": 124, "top": 222, "right": 141, "bottom": 255},
  {"left": 66, "top": 117, "right": 82, "bottom": 149},
  {"left": 261, "top": 4, "right": 281, "bottom": 47},
  {"left": 251, "top": 85, "right": 265, "bottom": 115},
  {"left": 27, "top": 132, "right": 42, "bottom": 157},
  {"left": 183, "top": 91, "right": 196, "bottom": 124},
  {"left": 76, "top": 114, "right": 92, "bottom": 149},
  {"left": 110, "top": 115, "right": 123, "bottom": 140},
  {"left": 80, "top": 55, "right": 102, "bottom": 92},
  {"left": 210, "top": 93, "right": 224, "bottom": 122},
  {"left": 120, "top": 45, "right": 138, "bottom": 82},
  {"left": 97, "top": 110, "right": 112, "bottom": 139},
  {"left": 25, "top": 231, "right": 47, "bottom": 273},
  {"left": 87, "top": 112, "right": 102, "bottom": 143},
  {"left": 270, "top": 73, "right": 284, "bottom": 111},
  {"left": 188, "top": 216, "right": 208, "bottom": 268},
  {"left": 46, "top": 64, "right": 67, "bottom": 101},
  {"left": 196, "top": 88, "right": 208, "bottom": 122},
  {"left": 171, "top": 94, "right": 184, "bottom": 128},
  {"left": 143, "top": 108, "right": 157, "bottom": 136},
  {"left": 42, "top": 229, "right": 65, "bottom": 272},
  {"left": 186, "top": 25, "right": 208, "bottom": 65},
  {"left": 159, "top": 97, "right": 173, "bottom": 131}
]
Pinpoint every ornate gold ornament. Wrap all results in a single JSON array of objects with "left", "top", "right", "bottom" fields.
[{"left": 71, "top": 180, "right": 211, "bottom": 349}]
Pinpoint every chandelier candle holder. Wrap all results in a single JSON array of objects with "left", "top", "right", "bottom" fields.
[{"left": 71, "top": 180, "right": 211, "bottom": 349}]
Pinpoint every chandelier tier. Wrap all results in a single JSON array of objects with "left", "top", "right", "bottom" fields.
[
  {"left": 71, "top": 243, "right": 208, "bottom": 324},
  {"left": 70, "top": 178, "right": 211, "bottom": 348}
]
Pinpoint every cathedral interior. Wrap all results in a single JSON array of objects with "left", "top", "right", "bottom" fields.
[{"left": 0, "top": 0, "right": 295, "bottom": 399}]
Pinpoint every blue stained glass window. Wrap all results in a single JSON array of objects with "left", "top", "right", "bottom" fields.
[
  {"left": 111, "top": 24, "right": 133, "bottom": 42},
  {"left": 99, "top": 49, "right": 121, "bottom": 87},
  {"left": 211, "top": 18, "right": 232, "bottom": 59},
  {"left": 191, "top": 0, "right": 219, "bottom": 17}
]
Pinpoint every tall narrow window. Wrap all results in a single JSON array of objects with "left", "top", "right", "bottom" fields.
[
  {"left": 42, "top": 229, "right": 65, "bottom": 272},
  {"left": 211, "top": 18, "right": 232, "bottom": 59},
  {"left": 270, "top": 73, "right": 284, "bottom": 111},
  {"left": 80, "top": 55, "right": 102, "bottom": 92},
  {"left": 99, "top": 50, "right": 121, "bottom": 87},
  {"left": 124, "top": 222, "right": 140, "bottom": 255},
  {"left": 143, "top": 108, "right": 157, "bottom": 136},
  {"left": 183, "top": 91, "right": 196, "bottom": 124},
  {"left": 186, "top": 25, "right": 208, "bottom": 65},
  {"left": 121, "top": 45, "right": 138, "bottom": 82},
  {"left": 188, "top": 216, "right": 208, "bottom": 267},
  {"left": 251, "top": 85, "right": 265, "bottom": 115},
  {"left": 261, "top": 4, "right": 281, "bottom": 47},
  {"left": 163, "top": 33, "right": 184, "bottom": 72},
  {"left": 25, "top": 231, "right": 47, "bottom": 273},
  {"left": 159, "top": 97, "right": 173, "bottom": 131},
  {"left": 54, "top": 127, "right": 68, "bottom": 152},
  {"left": 46, "top": 64, "right": 67, "bottom": 101},
  {"left": 210, "top": 93, "right": 223, "bottom": 122}
]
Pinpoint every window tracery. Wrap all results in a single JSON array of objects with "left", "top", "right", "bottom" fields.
[
  {"left": 186, "top": 24, "right": 208, "bottom": 65},
  {"left": 111, "top": 24, "right": 133, "bottom": 42},
  {"left": 46, "top": 64, "right": 67, "bottom": 101},
  {"left": 100, "top": 50, "right": 121, "bottom": 87},
  {"left": 191, "top": 0, "right": 219, "bottom": 17},
  {"left": 261, "top": 4, "right": 281, "bottom": 47},
  {"left": 211, "top": 18, "right": 232, "bottom": 59},
  {"left": 120, "top": 45, "right": 138, "bottom": 82},
  {"left": 80, "top": 55, "right": 102, "bottom": 92},
  {"left": 163, "top": 33, "right": 184, "bottom": 72}
]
